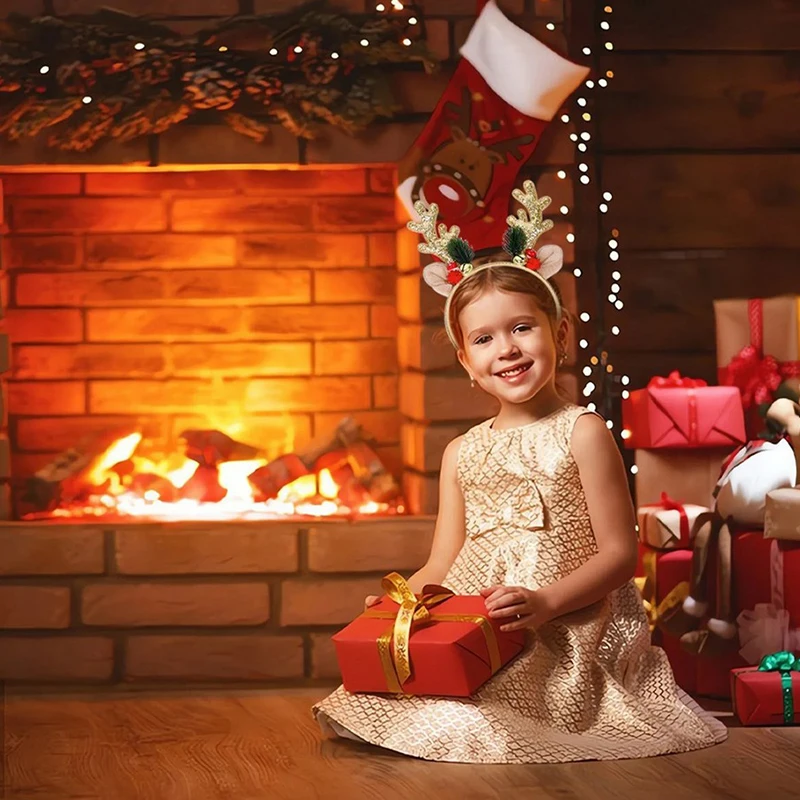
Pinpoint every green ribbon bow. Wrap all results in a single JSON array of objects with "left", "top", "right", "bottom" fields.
[{"left": 758, "top": 650, "right": 800, "bottom": 725}]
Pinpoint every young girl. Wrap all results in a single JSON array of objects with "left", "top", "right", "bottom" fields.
[{"left": 313, "top": 181, "right": 727, "bottom": 763}]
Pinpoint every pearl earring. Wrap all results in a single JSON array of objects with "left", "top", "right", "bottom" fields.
[{"left": 470, "top": 377, "right": 475, "bottom": 388}]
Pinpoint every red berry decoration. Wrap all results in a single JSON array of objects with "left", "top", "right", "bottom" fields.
[
  {"left": 525, "top": 248, "right": 541, "bottom": 270},
  {"left": 446, "top": 269, "right": 463, "bottom": 285}
]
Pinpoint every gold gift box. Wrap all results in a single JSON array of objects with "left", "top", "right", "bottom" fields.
[
  {"left": 714, "top": 295, "right": 800, "bottom": 369},
  {"left": 634, "top": 448, "right": 731, "bottom": 509},
  {"left": 764, "top": 488, "right": 800, "bottom": 541}
]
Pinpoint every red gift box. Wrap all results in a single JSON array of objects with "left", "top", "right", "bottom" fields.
[
  {"left": 333, "top": 573, "right": 525, "bottom": 697},
  {"left": 639, "top": 545, "right": 744, "bottom": 698},
  {"left": 622, "top": 374, "right": 745, "bottom": 450},
  {"left": 638, "top": 533, "right": 800, "bottom": 698},
  {"left": 731, "top": 660, "right": 800, "bottom": 726},
  {"left": 732, "top": 534, "right": 800, "bottom": 630}
]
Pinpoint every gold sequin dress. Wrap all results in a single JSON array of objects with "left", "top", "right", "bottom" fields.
[{"left": 313, "top": 404, "right": 727, "bottom": 763}]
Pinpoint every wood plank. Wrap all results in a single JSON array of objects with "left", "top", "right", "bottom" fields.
[
  {"left": 602, "top": 154, "right": 800, "bottom": 248},
  {"left": 4, "top": 688, "right": 800, "bottom": 799},
  {"left": 600, "top": 53, "right": 800, "bottom": 150},
  {"left": 608, "top": 248, "right": 800, "bottom": 352},
  {"left": 610, "top": 0, "right": 800, "bottom": 51},
  {"left": 6, "top": 689, "right": 800, "bottom": 800}
]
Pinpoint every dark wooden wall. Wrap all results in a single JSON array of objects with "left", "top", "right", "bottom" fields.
[{"left": 574, "top": 0, "right": 800, "bottom": 388}]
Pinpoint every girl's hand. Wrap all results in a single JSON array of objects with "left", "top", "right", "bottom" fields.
[
  {"left": 480, "top": 585, "right": 554, "bottom": 632},
  {"left": 364, "top": 595, "right": 381, "bottom": 610}
]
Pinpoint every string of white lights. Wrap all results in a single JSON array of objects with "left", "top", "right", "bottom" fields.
[{"left": 553, "top": 3, "right": 632, "bottom": 459}]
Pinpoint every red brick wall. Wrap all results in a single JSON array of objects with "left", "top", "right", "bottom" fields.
[
  {"left": 0, "top": 0, "right": 580, "bottom": 517},
  {"left": 0, "top": 169, "right": 403, "bottom": 483},
  {"left": 0, "top": 517, "right": 433, "bottom": 685}
]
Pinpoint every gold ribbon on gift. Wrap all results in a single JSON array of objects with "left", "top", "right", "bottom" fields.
[
  {"left": 363, "top": 572, "right": 502, "bottom": 693},
  {"left": 635, "top": 550, "right": 690, "bottom": 631}
]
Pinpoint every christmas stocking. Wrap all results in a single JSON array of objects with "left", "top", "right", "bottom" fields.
[{"left": 397, "top": 0, "right": 589, "bottom": 252}]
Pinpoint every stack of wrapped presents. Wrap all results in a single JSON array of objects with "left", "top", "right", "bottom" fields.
[{"left": 624, "top": 294, "right": 800, "bottom": 725}]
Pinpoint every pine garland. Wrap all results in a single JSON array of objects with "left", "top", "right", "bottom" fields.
[{"left": 0, "top": 2, "right": 436, "bottom": 151}]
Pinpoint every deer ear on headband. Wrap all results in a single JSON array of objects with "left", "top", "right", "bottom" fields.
[
  {"left": 422, "top": 262, "right": 453, "bottom": 297},
  {"left": 535, "top": 244, "right": 564, "bottom": 280}
]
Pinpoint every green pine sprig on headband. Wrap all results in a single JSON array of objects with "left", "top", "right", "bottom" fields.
[
  {"left": 442, "top": 236, "right": 475, "bottom": 286},
  {"left": 502, "top": 225, "right": 527, "bottom": 260},
  {"left": 446, "top": 237, "right": 475, "bottom": 268}
]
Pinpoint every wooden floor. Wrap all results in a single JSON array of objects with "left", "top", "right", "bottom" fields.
[{"left": 3, "top": 687, "right": 800, "bottom": 800}]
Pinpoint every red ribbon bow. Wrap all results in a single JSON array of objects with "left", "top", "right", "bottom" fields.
[
  {"left": 720, "top": 345, "right": 785, "bottom": 410},
  {"left": 647, "top": 370, "right": 707, "bottom": 389},
  {"left": 658, "top": 492, "right": 690, "bottom": 546}
]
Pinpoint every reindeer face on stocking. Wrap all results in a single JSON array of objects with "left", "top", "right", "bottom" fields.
[
  {"left": 413, "top": 85, "right": 535, "bottom": 223},
  {"left": 396, "top": 1, "right": 589, "bottom": 252}
]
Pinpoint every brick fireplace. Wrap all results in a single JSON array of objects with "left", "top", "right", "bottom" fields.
[
  {"left": 1, "top": 167, "right": 404, "bottom": 513},
  {"left": 0, "top": 164, "right": 576, "bottom": 686},
  {"left": 0, "top": 159, "right": 577, "bottom": 686},
  {"left": 0, "top": 0, "right": 578, "bottom": 688}
]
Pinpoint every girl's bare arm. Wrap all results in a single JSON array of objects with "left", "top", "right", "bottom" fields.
[{"left": 538, "top": 413, "right": 638, "bottom": 618}]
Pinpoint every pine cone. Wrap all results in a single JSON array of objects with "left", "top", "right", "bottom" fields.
[
  {"left": 183, "top": 65, "right": 241, "bottom": 111},
  {"left": 301, "top": 56, "right": 339, "bottom": 86},
  {"left": 56, "top": 61, "right": 97, "bottom": 96},
  {"left": 131, "top": 48, "right": 175, "bottom": 85},
  {"left": 244, "top": 66, "right": 283, "bottom": 106},
  {"left": 111, "top": 95, "right": 190, "bottom": 141}
]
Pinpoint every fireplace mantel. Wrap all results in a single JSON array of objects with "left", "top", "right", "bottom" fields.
[{"left": 0, "top": 120, "right": 428, "bottom": 171}]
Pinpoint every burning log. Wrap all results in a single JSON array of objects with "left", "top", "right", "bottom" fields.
[
  {"left": 248, "top": 417, "right": 362, "bottom": 501},
  {"left": 179, "top": 465, "right": 227, "bottom": 504},
  {"left": 342, "top": 441, "right": 401, "bottom": 504},
  {"left": 127, "top": 473, "right": 179, "bottom": 503},
  {"left": 20, "top": 428, "right": 139, "bottom": 512},
  {"left": 179, "top": 429, "right": 261, "bottom": 467}
]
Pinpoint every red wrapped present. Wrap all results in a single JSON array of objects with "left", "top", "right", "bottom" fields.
[
  {"left": 637, "top": 533, "right": 800, "bottom": 698},
  {"left": 731, "top": 652, "right": 800, "bottom": 726},
  {"left": 714, "top": 296, "right": 800, "bottom": 437},
  {"left": 735, "top": 535, "right": 800, "bottom": 664},
  {"left": 636, "top": 493, "right": 708, "bottom": 550},
  {"left": 622, "top": 373, "right": 745, "bottom": 450},
  {"left": 638, "top": 544, "right": 744, "bottom": 698},
  {"left": 333, "top": 572, "right": 525, "bottom": 697}
]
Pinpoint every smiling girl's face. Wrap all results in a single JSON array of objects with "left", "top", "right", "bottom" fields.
[{"left": 457, "top": 286, "right": 562, "bottom": 408}]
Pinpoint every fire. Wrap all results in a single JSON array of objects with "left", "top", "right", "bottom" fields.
[
  {"left": 24, "top": 424, "right": 404, "bottom": 522},
  {"left": 86, "top": 432, "right": 141, "bottom": 488}
]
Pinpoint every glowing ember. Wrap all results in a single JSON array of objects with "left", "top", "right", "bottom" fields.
[{"left": 23, "top": 428, "right": 404, "bottom": 522}]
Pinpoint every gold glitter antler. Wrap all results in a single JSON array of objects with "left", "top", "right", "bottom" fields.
[
  {"left": 506, "top": 179, "right": 554, "bottom": 249},
  {"left": 408, "top": 200, "right": 463, "bottom": 264}
]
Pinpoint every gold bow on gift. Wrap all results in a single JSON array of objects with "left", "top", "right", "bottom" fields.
[
  {"left": 364, "top": 572, "right": 502, "bottom": 693},
  {"left": 379, "top": 572, "right": 453, "bottom": 685},
  {"left": 635, "top": 551, "right": 690, "bottom": 632}
]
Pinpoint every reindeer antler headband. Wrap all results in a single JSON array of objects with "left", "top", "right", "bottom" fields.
[{"left": 407, "top": 179, "right": 564, "bottom": 347}]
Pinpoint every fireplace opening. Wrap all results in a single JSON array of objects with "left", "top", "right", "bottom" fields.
[
  {"left": 0, "top": 166, "right": 408, "bottom": 522},
  {"left": 20, "top": 416, "right": 405, "bottom": 521}
]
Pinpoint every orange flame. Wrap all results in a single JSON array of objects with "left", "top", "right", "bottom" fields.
[{"left": 35, "top": 430, "right": 400, "bottom": 521}]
